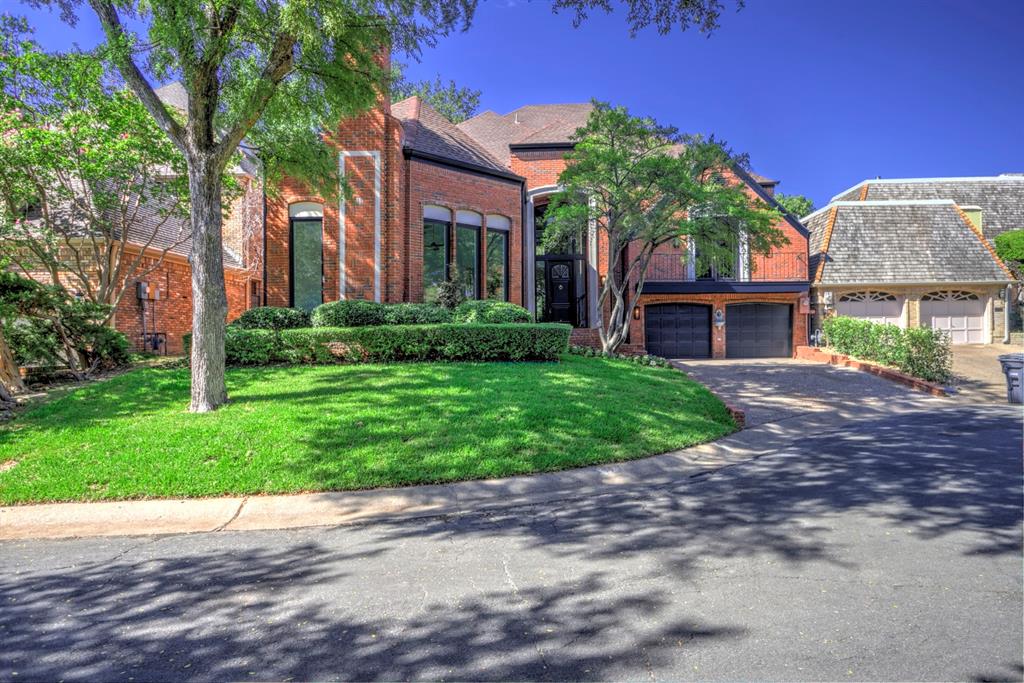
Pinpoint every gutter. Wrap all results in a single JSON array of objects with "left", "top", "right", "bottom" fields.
[
  {"left": 403, "top": 148, "right": 525, "bottom": 183},
  {"left": 508, "top": 142, "right": 575, "bottom": 152}
]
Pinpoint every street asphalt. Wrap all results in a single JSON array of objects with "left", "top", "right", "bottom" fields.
[{"left": 1, "top": 399, "right": 1021, "bottom": 681}]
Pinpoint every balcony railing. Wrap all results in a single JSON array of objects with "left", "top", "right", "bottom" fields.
[{"left": 646, "top": 251, "right": 808, "bottom": 282}]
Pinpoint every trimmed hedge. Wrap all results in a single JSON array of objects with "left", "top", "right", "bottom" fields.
[
  {"left": 381, "top": 303, "right": 454, "bottom": 325},
  {"left": 822, "top": 316, "right": 952, "bottom": 383},
  {"left": 311, "top": 300, "right": 387, "bottom": 327},
  {"left": 233, "top": 306, "right": 310, "bottom": 331},
  {"left": 190, "top": 323, "right": 571, "bottom": 365},
  {"left": 453, "top": 300, "right": 531, "bottom": 324}
]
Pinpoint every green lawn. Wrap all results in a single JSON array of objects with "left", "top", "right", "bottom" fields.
[{"left": 0, "top": 355, "right": 735, "bottom": 504}]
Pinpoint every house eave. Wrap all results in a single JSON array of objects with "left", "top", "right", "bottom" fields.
[{"left": 403, "top": 148, "right": 525, "bottom": 183}]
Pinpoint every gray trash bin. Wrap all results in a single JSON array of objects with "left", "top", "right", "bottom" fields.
[{"left": 998, "top": 353, "right": 1024, "bottom": 404}]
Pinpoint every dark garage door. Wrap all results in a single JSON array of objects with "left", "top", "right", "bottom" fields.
[
  {"left": 726, "top": 303, "right": 792, "bottom": 358},
  {"left": 645, "top": 304, "right": 712, "bottom": 358}
]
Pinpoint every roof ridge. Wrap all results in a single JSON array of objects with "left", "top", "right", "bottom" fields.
[
  {"left": 830, "top": 175, "right": 1024, "bottom": 203},
  {"left": 954, "top": 205, "right": 1014, "bottom": 279}
]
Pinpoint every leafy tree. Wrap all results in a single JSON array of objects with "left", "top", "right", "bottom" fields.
[
  {"left": 994, "top": 229, "right": 1024, "bottom": 266},
  {"left": 543, "top": 101, "right": 783, "bottom": 353},
  {"left": 774, "top": 193, "right": 814, "bottom": 218},
  {"left": 26, "top": 0, "right": 742, "bottom": 412},
  {"left": 391, "top": 65, "right": 480, "bottom": 124},
  {"left": 0, "top": 19, "right": 202, "bottom": 318}
]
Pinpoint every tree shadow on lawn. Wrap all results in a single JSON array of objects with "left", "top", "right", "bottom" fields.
[{"left": 0, "top": 541, "right": 743, "bottom": 682}]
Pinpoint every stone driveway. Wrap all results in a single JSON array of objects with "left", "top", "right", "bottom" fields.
[
  {"left": 950, "top": 343, "right": 1018, "bottom": 403},
  {"left": 672, "top": 358, "right": 942, "bottom": 428}
]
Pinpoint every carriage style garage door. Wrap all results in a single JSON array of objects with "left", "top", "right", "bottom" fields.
[
  {"left": 836, "top": 291, "right": 904, "bottom": 326},
  {"left": 725, "top": 303, "right": 792, "bottom": 358},
  {"left": 921, "top": 291, "right": 987, "bottom": 344},
  {"left": 645, "top": 304, "right": 712, "bottom": 359}
]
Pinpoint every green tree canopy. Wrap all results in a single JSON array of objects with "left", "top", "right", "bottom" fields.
[
  {"left": 391, "top": 65, "right": 480, "bottom": 124},
  {"left": 544, "top": 101, "right": 783, "bottom": 352},
  {"left": 774, "top": 193, "right": 815, "bottom": 218}
]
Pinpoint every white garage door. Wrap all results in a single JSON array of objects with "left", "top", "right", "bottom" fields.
[
  {"left": 836, "top": 291, "right": 904, "bottom": 326},
  {"left": 921, "top": 291, "right": 987, "bottom": 344}
]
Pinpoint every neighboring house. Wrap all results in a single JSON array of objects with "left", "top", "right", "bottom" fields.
[
  {"left": 806, "top": 175, "right": 1022, "bottom": 345},
  {"left": 262, "top": 95, "right": 809, "bottom": 359}
]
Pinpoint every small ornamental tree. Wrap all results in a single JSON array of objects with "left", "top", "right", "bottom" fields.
[
  {"left": 0, "top": 19, "right": 203, "bottom": 318},
  {"left": 543, "top": 101, "right": 783, "bottom": 353}
]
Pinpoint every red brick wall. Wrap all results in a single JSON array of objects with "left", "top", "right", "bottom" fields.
[
  {"left": 111, "top": 252, "right": 251, "bottom": 354},
  {"left": 629, "top": 292, "right": 808, "bottom": 359},
  {"left": 511, "top": 149, "right": 569, "bottom": 191},
  {"left": 404, "top": 158, "right": 523, "bottom": 305}
]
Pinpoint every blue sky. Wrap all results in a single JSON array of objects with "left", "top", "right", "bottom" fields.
[{"left": 16, "top": 0, "right": 1024, "bottom": 208}]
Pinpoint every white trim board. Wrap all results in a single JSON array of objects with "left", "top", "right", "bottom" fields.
[
  {"left": 802, "top": 199, "right": 958, "bottom": 222},
  {"left": 338, "top": 151, "right": 382, "bottom": 302}
]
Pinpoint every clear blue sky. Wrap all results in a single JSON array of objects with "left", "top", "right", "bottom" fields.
[{"left": 16, "top": 0, "right": 1024, "bottom": 208}]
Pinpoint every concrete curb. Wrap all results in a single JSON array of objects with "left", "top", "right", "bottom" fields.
[{"left": 0, "top": 407, "right": 874, "bottom": 541}]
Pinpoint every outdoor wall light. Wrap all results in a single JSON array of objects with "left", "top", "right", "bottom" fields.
[{"left": 633, "top": 306, "right": 641, "bottom": 320}]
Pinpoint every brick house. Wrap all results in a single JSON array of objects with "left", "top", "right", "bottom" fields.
[
  {"left": 256, "top": 97, "right": 810, "bottom": 360},
  {"left": 806, "top": 176, "right": 1021, "bottom": 345},
  {"left": 93, "top": 81, "right": 810, "bottom": 359}
]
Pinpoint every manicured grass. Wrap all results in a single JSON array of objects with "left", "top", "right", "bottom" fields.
[{"left": 0, "top": 355, "right": 735, "bottom": 504}]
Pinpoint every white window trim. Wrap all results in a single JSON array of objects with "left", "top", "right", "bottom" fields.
[{"left": 338, "top": 151, "right": 382, "bottom": 302}]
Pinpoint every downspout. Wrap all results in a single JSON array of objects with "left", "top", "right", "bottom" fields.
[
  {"left": 1004, "top": 284, "right": 1012, "bottom": 344},
  {"left": 521, "top": 178, "right": 528, "bottom": 311}
]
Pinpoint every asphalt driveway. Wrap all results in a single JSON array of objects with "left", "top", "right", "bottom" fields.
[
  {"left": 672, "top": 358, "right": 938, "bottom": 427},
  {"left": 951, "top": 343, "right": 1019, "bottom": 403}
]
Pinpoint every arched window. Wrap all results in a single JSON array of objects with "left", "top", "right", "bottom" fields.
[
  {"left": 455, "top": 211, "right": 482, "bottom": 299},
  {"left": 922, "top": 290, "right": 980, "bottom": 301},
  {"left": 485, "top": 215, "right": 511, "bottom": 301},
  {"left": 422, "top": 206, "right": 450, "bottom": 303},
  {"left": 288, "top": 202, "right": 324, "bottom": 312},
  {"left": 838, "top": 291, "right": 897, "bottom": 303}
]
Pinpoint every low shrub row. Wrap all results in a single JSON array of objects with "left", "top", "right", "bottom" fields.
[
  {"left": 822, "top": 315, "right": 952, "bottom": 383},
  {"left": 233, "top": 306, "right": 310, "bottom": 331},
  {"left": 308, "top": 299, "right": 531, "bottom": 328},
  {"left": 187, "top": 323, "right": 571, "bottom": 365},
  {"left": 568, "top": 345, "right": 672, "bottom": 368}
]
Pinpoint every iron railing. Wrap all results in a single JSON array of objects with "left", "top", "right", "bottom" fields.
[{"left": 646, "top": 251, "right": 808, "bottom": 282}]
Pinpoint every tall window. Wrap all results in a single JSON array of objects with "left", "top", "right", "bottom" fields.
[
  {"left": 422, "top": 206, "right": 450, "bottom": 303},
  {"left": 289, "top": 202, "right": 323, "bottom": 312},
  {"left": 486, "top": 215, "right": 510, "bottom": 301},
  {"left": 456, "top": 210, "right": 482, "bottom": 300}
]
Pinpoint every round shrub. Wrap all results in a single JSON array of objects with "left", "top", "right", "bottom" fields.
[
  {"left": 311, "top": 300, "right": 387, "bottom": 328},
  {"left": 454, "top": 300, "right": 531, "bottom": 324},
  {"left": 995, "top": 229, "right": 1024, "bottom": 265},
  {"left": 381, "top": 303, "right": 453, "bottom": 325},
  {"left": 233, "top": 306, "right": 310, "bottom": 331}
]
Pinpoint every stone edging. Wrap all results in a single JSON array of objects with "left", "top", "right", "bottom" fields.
[{"left": 794, "top": 345, "right": 949, "bottom": 397}]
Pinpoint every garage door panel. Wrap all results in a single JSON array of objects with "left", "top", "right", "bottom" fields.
[
  {"left": 726, "top": 303, "right": 792, "bottom": 358},
  {"left": 645, "top": 304, "right": 711, "bottom": 359},
  {"left": 921, "top": 291, "right": 986, "bottom": 345}
]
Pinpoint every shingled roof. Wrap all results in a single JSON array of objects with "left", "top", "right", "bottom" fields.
[
  {"left": 805, "top": 200, "right": 1010, "bottom": 285},
  {"left": 829, "top": 175, "right": 1024, "bottom": 240},
  {"left": 392, "top": 96, "right": 511, "bottom": 176},
  {"left": 457, "top": 103, "right": 594, "bottom": 167}
]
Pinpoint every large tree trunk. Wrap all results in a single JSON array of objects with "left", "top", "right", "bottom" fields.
[
  {"left": 187, "top": 157, "right": 229, "bottom": 412},
  {"left": 0, "top": 329, "right": 25, "bottom": 402}
]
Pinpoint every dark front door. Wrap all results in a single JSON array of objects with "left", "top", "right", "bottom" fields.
[
  {"left": 725, "top": 303, "right": 792, "bottom": 358},
  {"left": 645, "top": 303, "right": 712, "bottom": 358},
  {"left": 544, "top": 260, "right": 576, "bottom": 325}
]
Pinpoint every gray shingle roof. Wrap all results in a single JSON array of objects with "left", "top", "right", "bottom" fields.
[
  {"left": 457, "top": 103, "right": 594, "bottom": 167},
  {"left": 392, "top": 96, "right": 508, "bottom": 174},
  {"left": 829, "top": 176, "right": 1024, "bottom": 240},
  {"left": 807, "top": 200, "right": 1010, "bottom": 285}
]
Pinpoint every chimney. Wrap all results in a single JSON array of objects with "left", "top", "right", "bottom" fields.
[{"left": 960, "top": 205, "right": 983, "bottom": 231}]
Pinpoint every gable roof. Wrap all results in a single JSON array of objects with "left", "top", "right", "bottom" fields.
[
  {"left": 806, "top": 200, "right": 1010, "bottom": 285},
  {"left": 392, "top": 96, "right": 514, "bottom": 178},
  {"left": 457, "top": 103, "right": 594, "bottom": 167},
  {"left": 829, "top": 175, "right": 1024, "bottom": 240},
  {"left": 731, "top": 164, "right": 809, "bottom": 239}
]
